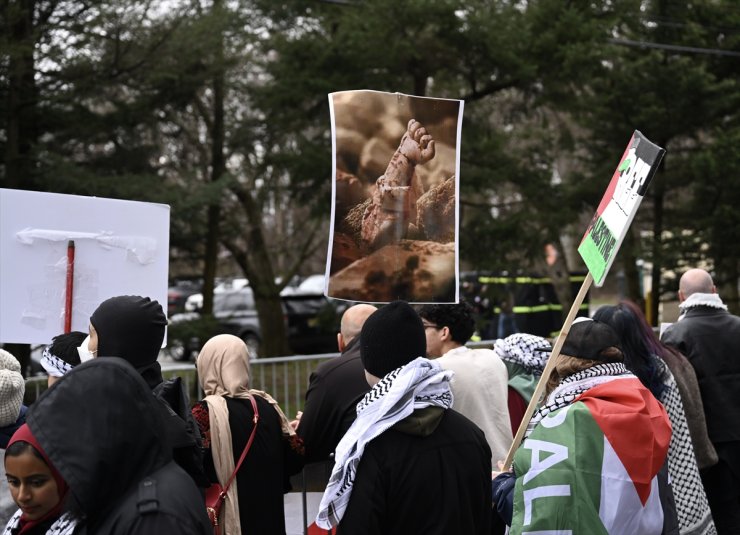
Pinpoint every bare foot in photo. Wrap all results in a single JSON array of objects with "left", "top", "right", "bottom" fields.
[{"left": 361, "top": 119, "right": 436, "bottom": 250}]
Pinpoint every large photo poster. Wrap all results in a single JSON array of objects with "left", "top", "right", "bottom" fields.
[{"left": 326, "top": 90, "right": 463, "bottom": 303}]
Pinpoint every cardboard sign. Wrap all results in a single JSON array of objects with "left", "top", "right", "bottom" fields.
[
  {"left": 578, "top": 131, "right": 665, "bottom": 287},
  {"left": 325, "top": 90, "right": 463, "bottom": 303},
  {"left": 0, "top": 189, "right": 170, "bottom": 344}
]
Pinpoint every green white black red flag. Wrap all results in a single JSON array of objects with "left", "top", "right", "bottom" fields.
[{"left": 578, "top": 131, "right": 665, "bottom": 287}]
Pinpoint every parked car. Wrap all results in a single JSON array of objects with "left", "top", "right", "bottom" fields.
[
  {"left": 167, "top": 279, "right": 202, "bottom": 315},
  {"left": 184, "top": 276, "right": 300, "bottom": 311},
  {"left": 167, "top": 286, "right": 346, "bottom": 361}
]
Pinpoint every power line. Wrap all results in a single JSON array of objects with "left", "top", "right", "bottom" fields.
[
  {"left": 642, "top": 15, "right": 740, "bottom": 35},
  {"left": 608, "top": 37, "right": 740, "bottom": 58}
]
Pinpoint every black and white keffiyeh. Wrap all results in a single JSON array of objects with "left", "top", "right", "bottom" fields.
[
  {"left": 525, "top": 362, "right": 632, "bottom": 438},
  {"left": 40, "top": 346, "right": 73, "bottom": 378},
  {"left": 656, "top": 359, "right": 717, "bottom": 535},
  {"left": 2, "top": 510, "right": 76, "bottom": 535},
  {"left": 493, "top": 333, "right": 552, "bottom": 375},
  {"left": 315, "top": 357, "right": 453, "bottom": 529}
]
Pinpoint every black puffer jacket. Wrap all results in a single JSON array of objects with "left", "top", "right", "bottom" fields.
[{"left": 26, "top": 358, "right": 211, "bottom": 535}]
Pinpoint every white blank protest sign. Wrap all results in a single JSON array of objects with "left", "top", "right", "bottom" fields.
[{"left": 0, "top": 189, "right": 170, "bottom": 345}]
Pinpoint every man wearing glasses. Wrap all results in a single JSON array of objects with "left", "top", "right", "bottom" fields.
[{"left": 417, "top": 302, "right": 512, "bottom": 464}]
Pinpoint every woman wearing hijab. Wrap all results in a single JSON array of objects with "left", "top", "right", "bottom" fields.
[
  {"left": 594, "top": 301, "right": 716, "bottom": 535},
  {"left": 192, "top": 334, "right": 304, "bottom": 535},
  {"left": 24, "top": 358, "right": 211, "bottom": 534},
  {"left": 3, "top": 424, "right": 74, "bottom": 535}
]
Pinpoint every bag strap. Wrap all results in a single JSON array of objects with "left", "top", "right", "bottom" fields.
[
  {"left": 222, "top": 395, "right": 260, "bottom": 494},
  {"left": 137, "top": 478, "right": 159, "bottom": 514}
]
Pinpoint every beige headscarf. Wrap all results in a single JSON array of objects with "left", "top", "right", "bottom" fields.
[{"left": 197, "top": 334, "right": 295, "bottom": 535}]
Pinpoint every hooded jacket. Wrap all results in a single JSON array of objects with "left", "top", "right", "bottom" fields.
[
  {"left": 90, "top": 295, "right": 167, "bottom": 388},
  {"left": 26, "top": 358, "right": 211, "bottom": 534},
  {"left": 91, "top": 295, "right": 207, "bottom": 488}
]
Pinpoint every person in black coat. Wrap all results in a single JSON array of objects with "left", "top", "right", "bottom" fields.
[
  {"left": 315, "top": 301, "right": 492, "bottom": 535},
  {"left": 662, "top": 268, "right": 740, "bottom": 534},
  {"left": 88, "top": 295, "right": 208, "bottom": 489},
  {"left": 25, "top": 358, "right": 211, "bottom": 534},
  {"left": 295, "top": 303, "right": 376, "bottom": 464}
]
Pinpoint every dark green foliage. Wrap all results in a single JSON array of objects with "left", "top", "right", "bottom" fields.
[{"left": 2, "top": 0, "right": 739, "bottom": 333}]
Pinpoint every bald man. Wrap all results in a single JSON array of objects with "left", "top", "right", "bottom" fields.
[
  {"left": 677, "top": 268, "right": 717, "bottom": 303},
  {"left": 663, "top": 268, "right": 740, "bottom": 534},
  {"left": 296, "top": 304, "right": 377, "bottom": 463}
]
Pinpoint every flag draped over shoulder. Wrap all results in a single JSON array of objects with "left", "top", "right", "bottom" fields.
[{"left": 511, "top": 378, "right": 672, "bottom": 535}]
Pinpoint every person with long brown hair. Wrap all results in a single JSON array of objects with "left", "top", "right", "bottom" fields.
[{"left": 595, "top": 301, "right": 716, "bottom": 535}]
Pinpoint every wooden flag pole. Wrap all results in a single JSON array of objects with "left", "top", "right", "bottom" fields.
[{"left": 502, "top": 271, "right": 594, "bottom": 469}]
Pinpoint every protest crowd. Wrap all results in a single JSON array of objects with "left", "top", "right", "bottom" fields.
[{"left": 0, "top": 267, "right": 737, "bottom": 534}]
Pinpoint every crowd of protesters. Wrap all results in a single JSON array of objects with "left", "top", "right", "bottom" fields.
[{"left": 0, "top": 267, "right": 736, "bottom": 534}]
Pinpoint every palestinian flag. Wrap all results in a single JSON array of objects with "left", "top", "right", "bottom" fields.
[
  {"left": 511, "top": 378, "right": 672, "bottom": 535},
  {"left": 578, "top": 131, "right": 665, "bottom": 287}
]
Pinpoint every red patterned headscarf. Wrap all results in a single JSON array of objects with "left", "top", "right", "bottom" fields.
[{"left": 6, "top": 424, "right": 69, "bottom": 532}]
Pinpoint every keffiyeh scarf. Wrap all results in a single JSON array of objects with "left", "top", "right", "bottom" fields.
[
  {"left": 315, "top": 357, "right": 453, "bottom": 529},
  {"left": 655, "top": 359, "right": 717, "bottom": 535},
  {"left": 493, "top": 333, "right": 552, "bottom": 375},
  {"left": 2, "top": 510, "right": 76, "bottom": 535},
  {"left": 40, "top": 346, "right": 73, "bottom": 378},
  {"left": 525, "top": 362, "right": 632, "bottom": 439}
]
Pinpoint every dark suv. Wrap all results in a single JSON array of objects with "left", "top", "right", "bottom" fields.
[
  {"left": 167, "top": 287, "right": 346, "bottom": 361},
  {"left": 167, "top": 279, "right": 202, "bottom": 315}
]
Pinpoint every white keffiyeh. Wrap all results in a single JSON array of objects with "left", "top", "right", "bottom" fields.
[
  {"left": 2, "top": 510, "right": 76, "bottom": 535},
  {"left": 493, "top": 333, "right": 552, "bottom": 375},
  {"left": 315, "top": 357, "right": 454, "bottom": 529},
  {"left": 40, "top": 346, "right": 73, "bottom": 378}
]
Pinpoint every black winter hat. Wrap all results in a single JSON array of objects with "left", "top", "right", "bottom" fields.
[
  {"left": 360, "top": 300, "right": 426, "bottom": 378},
  {"left": 90, "top": 295, "right": 167, "bottom": 370},
  {"left": 561, "top": 318, "right": 622, "bottom": 361}
]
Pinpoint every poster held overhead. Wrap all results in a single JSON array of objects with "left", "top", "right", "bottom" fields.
[
  {"left": 0, "top": 189, "right": 170, "bottom": 345},
  {"left": 503, "top": 131, "right": 665, "bottom": 469},
  {"left": 325, "top": 90, "right": 463, "bottom": 304},
  {"left": 578, "top": 131, "right": 666, "bottom": 287}
]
